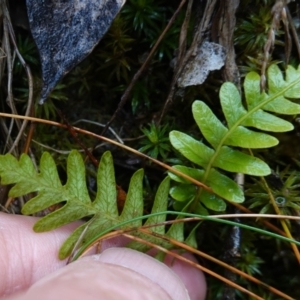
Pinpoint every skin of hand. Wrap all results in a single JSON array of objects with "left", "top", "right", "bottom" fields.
[{"left": 0, "top": 213, "right": 206, "bottom": 299}]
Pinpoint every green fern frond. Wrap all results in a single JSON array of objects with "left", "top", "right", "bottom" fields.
[
  {"left": 169, "top": 64, "right": 300, "bottom": 209},
  {"left": 0, "top": 151, "right": 180, "bottom": 259}
]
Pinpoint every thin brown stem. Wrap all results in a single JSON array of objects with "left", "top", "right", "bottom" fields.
[{"left": 101, "top": 0, "right": 187, "bottom": 135}]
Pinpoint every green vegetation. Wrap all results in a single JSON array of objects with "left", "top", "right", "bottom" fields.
[{"left": 1, "top": 0, "right": 300, "bottom": 298}]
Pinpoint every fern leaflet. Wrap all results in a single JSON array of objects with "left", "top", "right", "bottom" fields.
[
  {"left": 169, "top": 64, "right": 300, "bottom": 211},
  {"left": 0, "top": 151, "right": 183, "bottom": 259}
]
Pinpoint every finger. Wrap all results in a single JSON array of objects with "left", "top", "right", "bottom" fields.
[
  {"left": 7, "top": 249, "right": 185, "bottom": 300},
  {"left": 100, "top": 248, "right": 206, "bottom": 300},
  {"left": 164, "top": 251, "right": 207, "bottom": 300},
  {"left": 97, "top": 248, "right": 191, "bottom": 300},
  {"left": 0, "top": 212, "right": 131, "bottom": 297},
  {"left": 0, "top": 213, "right": 81, "bottom": 296},
  {"left": 0, "top": 213, "right": 206, "bottom": 299}
]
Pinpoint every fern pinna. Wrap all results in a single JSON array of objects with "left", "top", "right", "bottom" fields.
[
  {"left": 169, "top": 64, "right": 300, "bottom": 213},
  {"left": 0, "top": 151, "right": 182, "bottom": 259}
]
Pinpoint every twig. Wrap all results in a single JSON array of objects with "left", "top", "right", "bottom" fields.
[
  {"left": 260, "top": 0, "right": 291, "bottom": 91},
  {"left": 6, "top": 13, "right": 34, "bottom": 154},
  {"left": 158, "top": 0, "right": 218, "bottom": 122},
  {"left": 58, "top": 111, "right": 99, "bottom": 167},
  {"left": 72, "top": 119, "right": 124, "bottom": 144},
  {"left": 1, "top": 2, "right": 34, "bottom": 154},
  {"left": 29, "top": 138, "right": 107, "bottom": 155},
  {"left": 2, "top": 5, "right": 19, "bottom": 156},
  {"left": 286, "top": 5, "right": 300, "bottom": 60},
  {"left": 101, "top": 0, "right": 187, "bottom": 135}
]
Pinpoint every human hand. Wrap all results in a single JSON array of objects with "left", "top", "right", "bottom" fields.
[{"left": 0, "top": 213, "right": 206, "bottom": 299}]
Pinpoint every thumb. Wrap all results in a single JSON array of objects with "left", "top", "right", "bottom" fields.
[{"left": 7, "top": 248, "right": 195, "bottom": 300}]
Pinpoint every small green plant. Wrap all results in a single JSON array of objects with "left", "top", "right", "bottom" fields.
[
  {"left": 14, "top": 34, "right": 39, "bottom": 75},
  {"left": 237, "top": 247, "right": 264, "bottom": 277},
  {"left": 139, "top": 121, "right": 172, "bottom": 160},
  {"left": 95, "top": 16, "right": 135, "bottom": 83},
  {"left": 122, "top": 0, "right": 166, "bottom": 39},
  {"left": 15, "top": 80, "right": 68, "bottom": 120},
  {"left": 247, "top": 169, "right": 300, "bottom": 217},
  {"left": 235, "top": 5, "right": 277, "bottom": 55},
  {"left": 168, "top": 64, "right": 300, "bottom": 212}
]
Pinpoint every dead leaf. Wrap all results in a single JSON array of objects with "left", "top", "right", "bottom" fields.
[
  {"left": 26, "top": 0, "right": 125, "bottom": 103},
  {"left": 178, "top": 41, "right": 226, "bottom": 88}
]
